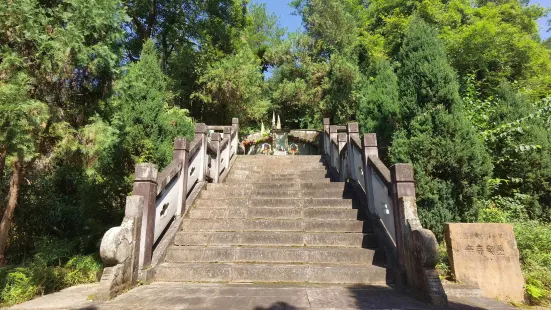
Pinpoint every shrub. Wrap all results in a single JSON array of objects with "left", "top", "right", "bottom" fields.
[
  {"left": 63, "top": 255, "right": 102, "bottom": 287},
  {"left": 0, "top": 268, "right": 38, "bottom": 306},
  {"left": 0, "top": 253, "right": 102, "bottom": 307},
  {"left": 514, "top": 221, "right": 551, "bottom": 305}
]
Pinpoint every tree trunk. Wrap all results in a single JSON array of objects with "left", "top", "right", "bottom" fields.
[
  {"left": 0, "top": 146, "right": 6, "bottom": 178},
  {"left": 0, "top": 154, "right": 23, "bottom": 266},
  {"left": 0, "top": 146, "right": 6, "bottom": 198}
]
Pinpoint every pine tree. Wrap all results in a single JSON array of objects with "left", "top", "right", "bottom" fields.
[
  {"left": 396, "top": 17, "right": 461, "bottom": 125},
  {"left": 356, "top": 58, "right": 399, "bottom": 160},
  {"left": 391, "top": 18, "right": 493, "bottom": 237},
  {"left": 114, "top": 40, "right": 194, "bottom": 168}
]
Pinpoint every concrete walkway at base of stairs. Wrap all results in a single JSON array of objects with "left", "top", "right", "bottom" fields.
[{"left": 10, "top": 283, "right": 517, "bottom": 310}]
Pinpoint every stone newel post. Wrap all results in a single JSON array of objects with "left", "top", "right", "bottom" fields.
[
  {"left": 195, "top": 123, "right": 207, "bottom": 182},
  {"left": 323, "top": 118, "right": 330, "bottom": 157},
  {"left": 362, "top": 134, "right": 378, "bottom": 214},
  {"left": 390, "top": 164, "right": 415, "bottom": 286},
  {"left": 232, "top": 118, "right": 239, "bottom": 138},
  {"left": 133, "top": 163, "right": 158, "bottom": 269},
  {"left": 210, "top": 133, "right": 221, "bottom": 183},
  {"left": 362, "top": 134, "right": 378, "bottom": 158},
  {"left": 337, "top": 133, "right": 348, "bottom": 181},
  {"left": 329, "top": 125, "right": 338, "bottom": 171},
  {"left": 232, "top": 118, "right": 239, "bottom": 155},
  {"left": 347, "top": 122, "right": 359, "bottom": 180},
  {"left": 173, "top": 138, "right": 189, "bottom": 216},
  {"left": 223, "top": 126, "right": 231, "bottom": 170},
  {"left": 96, "top": 195, "right": 144, "bottom": 300}
]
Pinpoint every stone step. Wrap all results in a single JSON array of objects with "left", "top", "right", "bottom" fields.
[
  {"left": 181, "top": 219, "right": 368, "bottom": 233},
  {"left": 225, "top": 175, "right": 331, "bottom": 182},
  {"left": 229, "top": 168, "right": 327, "bottom": 175},
  {"left": 221, "top": 179, "right": 332, "bottom": 184},
  {"left": 228, "top": 170, "right": 328, "bottom": 178},
  {"left": 188, "top": 207, "right": 362, "bottom": 220},
  {"left": 174, "top": 231, "right": 378, "bottom": 248},
  {"left": 234, "top": 161, "right": 324, "bottom": 166},
  {"left": 198, "top": 188, "right": 350, "bottom": 199},
  {"left": 192, "top": 198, "right": 354, "bottom": 208},
  {"left": 208, "top": 182, "right": 344, "bottom": 191},
  {"left": 231, "top": 163, "right": 325, "bottom": 169},
  {"left": 231, "top": 157, "right": 324, "bottom": 167},
  {"left": 155, "top": 263, "right": 387, "bottom": 284},
  {"left": 237, "top": 155, "right": 321, "bottom": 162},
  {"left": 165, "top": 246, "right": 378, "bottom": 265}
]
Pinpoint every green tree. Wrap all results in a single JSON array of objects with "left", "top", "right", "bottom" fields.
[
  {"left": 114, "top": 40, "right": 194, "bottom": 168},
  {"left": 466, "top": 81, "right": 551, "bottom": 220},
  {"left": 396, "top": 17, "right": 461, "bottom": 125},
  {"left": 269, "top": 0, "right": 366, "bottom": 128},
  {"left": 243, "top": 3, "right": 285, "bottom": 72},
  {"left": 356, "top": 58, "right": 399, "bottom": 160},
  {"left": 191, "top": 3, "right": 286, "bottom": 127},
  {"left": 0, "top": 0, "right": 126, "bottom": 264},
  {"left": 192, "top": 46, "right": 269, "bottom": 126},
  {"left": 391, "top": 18, "right": 493, "bottom": 236}
]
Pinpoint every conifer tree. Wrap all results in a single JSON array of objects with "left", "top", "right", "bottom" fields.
[
  {"left": 114, "top": 40, "right": 194, "bottom": 168},
  {"left": 357, "top": 58, "right": 399, "bottom": 160},
  {"left": 391, "top": 18, "right": 493, "bottom": 236}
]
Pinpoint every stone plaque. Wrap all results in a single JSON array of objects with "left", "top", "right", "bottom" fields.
[{"left": 445, "top": 223, "right": 524, "bottom": 302}]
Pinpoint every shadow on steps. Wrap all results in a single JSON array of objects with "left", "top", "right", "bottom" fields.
[{"left": 251, "top": 284, "right": 511, "bottom": 310}]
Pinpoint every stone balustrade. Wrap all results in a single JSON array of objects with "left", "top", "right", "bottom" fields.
[
  {"left": 95, "top": 119, "right": 239, "bottom": 300},
  {"left": 322, "top": 118, "right": 447, "bottom": 306}
]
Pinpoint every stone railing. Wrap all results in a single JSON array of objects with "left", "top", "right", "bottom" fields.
[
  {"left": 322, "top": 118, "right": 447, "bottom": 306},
  {"left": 95, "top": 118, "right": 239, "bottom": 300}
]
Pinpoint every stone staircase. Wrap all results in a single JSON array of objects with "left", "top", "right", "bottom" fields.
[{"left": 155, "top": 155, "right": 388, "bottom": 284}]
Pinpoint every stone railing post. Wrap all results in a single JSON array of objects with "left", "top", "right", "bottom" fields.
[
  {"left": 95, "top": 195, "right": 144, "bottom": 300},
  {"left": 223, "top": 126, "right": 231, "bottom": 170},
  {"left": 211, "top": 133, "right": 221, "bottom": 183},
  {"left": 232, "top": 118, "right": 239, "bottom": 155},
  {"left": 173, "top": 137, "right": 189, "bottom": 216},
  {"left": 329, "top": 125, "right": 338, "bottom": 171},
  {"left": 363, "top": 134, "right": 378, "bottom": 214},
  {"left": 363, "top": 134, "right": 378, "bottom": 158},
  {"left": 195, "top": 123, "right": 207, "bottom": 182},
  {"left": 338, "top": 132, "right": 348, "bottom": 181},
  {"left": 323, "top": 118, "right": 330, "bottom": 158},
  {"left": 347, "top": 122, "right": 359, "bottom": 181},
  {"left": 390, "top": 164, "right": 415, "bottom": 284},
  {"left": 133, "top": 163, "right": 158, "bottom": 270}
]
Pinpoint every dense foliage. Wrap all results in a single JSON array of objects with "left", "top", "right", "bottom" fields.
[{"left": 1, "top": 0, "right": 550, "bottom": 306}]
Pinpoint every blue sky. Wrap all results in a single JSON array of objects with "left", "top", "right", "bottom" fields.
[
  {"left": 253, "top": 0, "right": 302, "bottom": 34},
  {"left": 253, "top": 0, "right": 551, "bottom": 40},
  {"left": 533, "top": 0, "right": 551, "bottom": 39}
]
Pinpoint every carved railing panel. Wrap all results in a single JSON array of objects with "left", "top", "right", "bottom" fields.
[{"left": 97, "top": 118, "right": 239, "bottom": 299}]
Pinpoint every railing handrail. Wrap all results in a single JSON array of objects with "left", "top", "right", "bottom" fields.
[
  {"left": 206, "top": 125, "right": 228, "bottom": 131},
  {"left": 367, "top": 156, "right": 392, "bottom": 188},
  {"left": 98, "top": 118, "right": 239, "bottom": 299},
  {"left": 321, "top": 118, "right": 447, "bottom": 306},
  {"left": 189, "top": 136, "right": 202, "bottom": 159},
  {"left": 350, "top": 135, "right": 362, "bottom": 151},
  {"left": 156, "top": 160, "right": 182, "bottom": 195},
  {"left": 220, "top": 137, "right": 229, "bottom": 150},
  {"left": 207, "top": 142, "right": 217, "bottom": 156}
]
